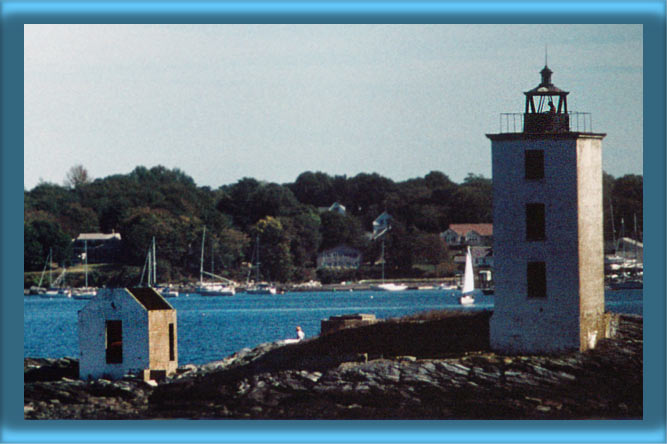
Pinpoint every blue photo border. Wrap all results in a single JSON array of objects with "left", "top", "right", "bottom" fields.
[{"left": 4, "top": 1, "right": 665, "bottom": 442}]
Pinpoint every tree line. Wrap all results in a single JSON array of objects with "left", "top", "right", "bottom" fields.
[{"left": 24, "top": 165, "right": 642, "bottom": 286}]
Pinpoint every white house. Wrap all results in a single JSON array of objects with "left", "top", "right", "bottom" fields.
[
  {"left": 441, "top": 224, "right": 493, "bottom": 247},
  {"left": 488, "top": 64, "right": 609, "bottom": 354},
  {"left": 317, "top": 245, "right": 362, "bottom": 269},
  {"left": 372, "top": 211, "right": 392, "bottom": 239},
  {"left": 78, "top": 287, "right": 178, "bottom": 380},
  {"left": 72, "top": 232, "right": 123, "bottom": 264}
]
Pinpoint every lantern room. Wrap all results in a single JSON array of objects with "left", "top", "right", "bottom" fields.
[{"left": 523, "top": 65, "right": 570, "bottom": 133}]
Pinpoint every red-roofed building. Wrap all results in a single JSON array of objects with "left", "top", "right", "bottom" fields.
[{"left": 441, "top": 224, "right": 493, "bottom": 247}]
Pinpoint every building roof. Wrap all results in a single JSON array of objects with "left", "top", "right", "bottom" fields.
[
  {"left": 76, "top": 232, "right": 122, "bottom": 241},
  {"left": 328, "top": 202, "right": 346, "bottom": 212},
  {"left": 447, "top": 224, "right": 493, "bottom": 237},
  {"left": 128, "top": 287, "right": 173, "bottom": 311},
  {"left": 319, "top": 244, "right": 362, "bottom": 255}
]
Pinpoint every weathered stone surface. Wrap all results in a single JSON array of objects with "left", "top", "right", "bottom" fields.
[{"left": 25, "top": 313, "right": 642, "bottom": 420}]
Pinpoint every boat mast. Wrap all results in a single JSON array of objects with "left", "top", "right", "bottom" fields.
[
  {"left": 609, "top": 197, "right": 616, "bottom": 253},
  {"left": 49, "top": 248, "right": 53, "bottom": 287},
  {"left": 633, "top": 213, "right": 638, "bottom": 261},
  {"left": 147, "top": 241, "right": 152, "bottom": 287},
  {"left": 255, "top": 236, "right": 260, "bottom": 282},
  {"left": 84, "top": 240, "right": 88, "bottom": 288},
  {"left": 620, "top": 218, "right": 625, "bottom": 257},
  {"left": 381, "top": 238, "right": 385, "bottom": 284},
  {"left": 152, "top": 236, "right": 157, "bottom": 286},
  {"left": 200, "top": 227, "right": 206, "bottom": 284}
]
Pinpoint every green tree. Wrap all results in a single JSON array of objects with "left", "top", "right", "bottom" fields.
[
  {"left": 64, "top": 164, "right": 92, "bottom": 189},
  {"left": 24, "top": 219, "right": 72, "bottom": 269},
  {"left": 319, "top": 211, "right": 364, "bottom": 251},
  {"left": 250, "top": 216, "right": 294, "bottom": 282},
  {"left": 413, "top": 232, "right": 449, "bottom": 276},
  {"left": 280, "top": 210, "right": 321, "bottom": 269},
  {"left": 290, "top": 171, "right": 335, "bottom": 207},
  {"left": 612, "top": 174, "right": 643, "bottom": 241}
]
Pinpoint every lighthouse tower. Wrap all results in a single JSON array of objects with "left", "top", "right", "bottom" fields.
[{"left": 487, "top": 65, "right": 607, "bottom": 354}]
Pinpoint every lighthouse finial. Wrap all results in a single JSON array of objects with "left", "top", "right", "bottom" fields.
[{"left": 545, "top": 44, "right": 548, "bottom": 67}]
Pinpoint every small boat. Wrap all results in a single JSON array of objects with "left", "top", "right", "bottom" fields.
[
  {"left": 72, "top": 287, "right": 97, "bottom": 299},
  {"left": 157, "top": 285, "right": 180, "bottom": 298},
  {"left": 439, "top": 282, "right": 457, "bottom": 291},
  {"left": 372, "top": 283, "right": 408, "bottom": 292},
  {"left": 195, "top": 282, "right": 235, "bottom": 296},
  {"left": 245, "top": 282, "right": 277, "bottom": 295},
  {"left": 459, "top": 247, "right": 475, "bottom": 305},
  {"left": 43, "top": 287, "right": 72, "bottom": 299}
]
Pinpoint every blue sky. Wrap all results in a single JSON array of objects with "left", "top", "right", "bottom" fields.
[{"left": 24, "top": 24, "right": 642, "bottom": 190}]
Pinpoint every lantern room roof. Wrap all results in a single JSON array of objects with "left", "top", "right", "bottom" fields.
[{"left": 524, "top": 64, "right": 568, "bottom": 96}]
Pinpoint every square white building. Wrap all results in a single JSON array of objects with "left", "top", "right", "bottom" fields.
[{"left": 78, "top": 287, "right": 178, "bottom": 380}]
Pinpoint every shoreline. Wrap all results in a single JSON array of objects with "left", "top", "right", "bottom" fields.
[{"left": 25, "top": 311, "right": 642, "bottom": 420}]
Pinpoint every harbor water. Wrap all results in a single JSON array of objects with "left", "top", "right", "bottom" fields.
[{"left": 24, "top": 289, "right": 642, "bottom": 365}]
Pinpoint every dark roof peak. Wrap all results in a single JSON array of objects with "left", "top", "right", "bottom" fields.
[{"left": 128, "top": 287, "right": 173, "bottom": 310}]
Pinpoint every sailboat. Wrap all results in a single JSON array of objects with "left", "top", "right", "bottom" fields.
[
  {"left": 139, "top": 237, "right": 179, "bottom": 297},
  {"left": 72, "top": 240, "right": 97, "bottom": 299},
  {"left": 195, "top": 227, "right": 236, "bottom": 296},
  {"left": 371, "top": 234, "right": 407, "bottom": 292},
  {"left": 458, "top": 246, "right": 475, "bottom": 305},
  {"left": 245, "top": 236, "right": 277, "bottom": 295},
  {"left": 42, "top": 265, "right": 72, "bottom": 299},
  {"left": 29, "top": 249, "right": 52, "bottom": 295}
]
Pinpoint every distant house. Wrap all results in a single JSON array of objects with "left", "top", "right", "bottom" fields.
[
  {"left": 441, "top": 223, "right": 493, "bottom": 247},
  {"left": 454, "top": 246, "right": 494, "bottom": 268},
  {"left": 78, "top": 287, "right": 178, "bottom": 380},
  {"left": 72, "top": 232, "right": 122, "bottom": 264},
  {"left": 317, "top": 245, "right": 362, "bottom": 269},
  {"left": 327, "top": 202, "right": 346, "bottom": 215},
  {"left": 317, "top": 202, "right": 346, "bottom": 215},
  {"left": 372, "top": 211, "right": 393, "bottom": 239}
]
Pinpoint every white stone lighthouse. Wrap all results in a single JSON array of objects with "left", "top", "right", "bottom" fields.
[{"left": 488, "top": 65, "right": 608, "bottom": 354}]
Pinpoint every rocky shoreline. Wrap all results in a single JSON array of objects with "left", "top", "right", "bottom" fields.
[{"left": 25, "top": 311, "right": 642, "bottom": 420}]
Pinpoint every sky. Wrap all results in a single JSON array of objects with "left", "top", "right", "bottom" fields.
[{"left": 24, "top": 24, "right": 643, "bottom": 191}]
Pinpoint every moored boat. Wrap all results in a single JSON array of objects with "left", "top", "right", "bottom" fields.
[
  {"left": 371, "top": 282, "right": 408, "bottom": 292},
  {"left": 245, "top": 282, "right": 277, "bottom": 295}
]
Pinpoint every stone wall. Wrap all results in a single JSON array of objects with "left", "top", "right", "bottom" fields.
[{"left": 321, "top": 314, "right": 377, "bottom": 336}]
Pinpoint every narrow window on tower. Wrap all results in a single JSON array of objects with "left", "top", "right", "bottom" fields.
[
  {"left": 169, "top": 323, "right": 175, "bottom": 361},
  {"left": 527, "top": 261, "right": 547, "bottom": 298},
  {"left": 105, "top": 320, "right": 123, "bottom": 364},
  {"left": 526, "top": 203, "right": 546, "bottom": 241},
  {"left": 525, "top": 150, "right": 544, "bottom": 180}
]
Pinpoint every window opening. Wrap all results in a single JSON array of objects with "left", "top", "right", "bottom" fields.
[
  {"left": 525, "top": 150, "right": 545, "bottom": 180},
  {"left": 527, "top": 261, "right": 547, "bottom": 298},
  {"left": 526, "top": 203, "right": 546, "bottom": 241},
  {"left": 106, "top": 320, "right": 123, "bottom": 364}
]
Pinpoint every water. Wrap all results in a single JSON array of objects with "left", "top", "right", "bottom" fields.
[{"left": 24, "top": 289, "right": 642, "bottom": 365}]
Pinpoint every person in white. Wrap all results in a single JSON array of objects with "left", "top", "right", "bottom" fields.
[{"left": 296, "top": 326, "right": 305, "bottom": 341}]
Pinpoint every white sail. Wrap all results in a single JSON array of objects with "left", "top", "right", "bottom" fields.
[{"left": 462, "top": 246, "right": 474, "bottom": 294}]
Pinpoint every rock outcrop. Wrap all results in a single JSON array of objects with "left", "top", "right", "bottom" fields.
[{"left": 24, "top": 311, "right": 642, "bottom": 419}]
